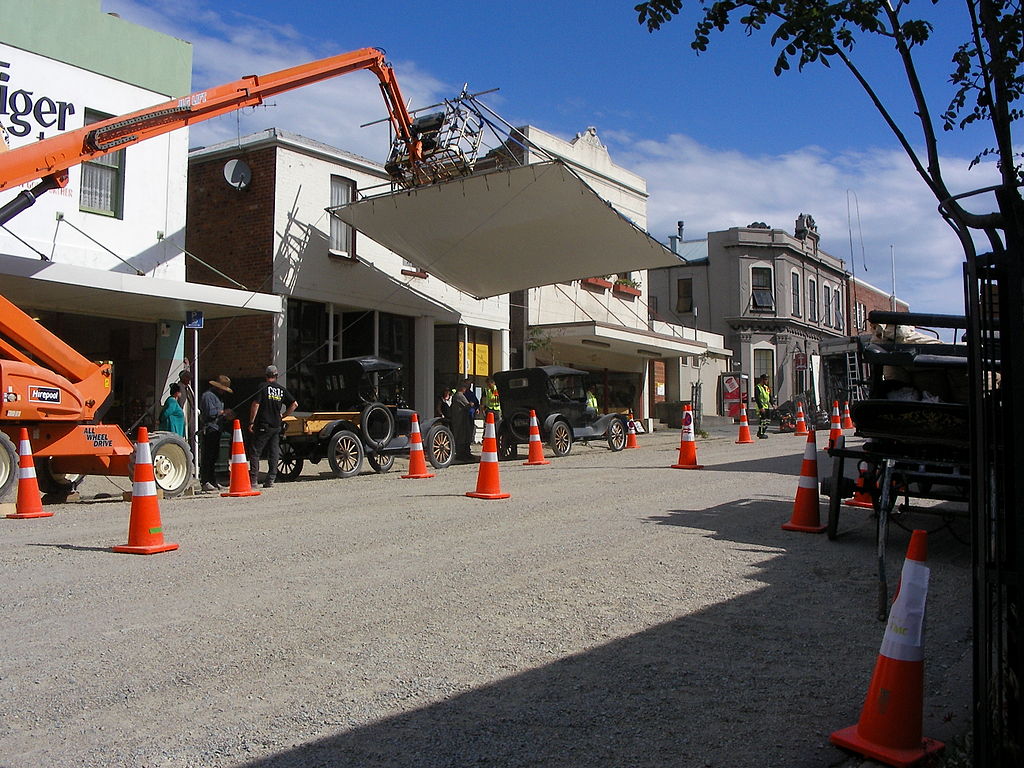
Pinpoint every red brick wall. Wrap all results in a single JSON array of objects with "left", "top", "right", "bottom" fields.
[
  {"left": 848, "top": 280, "right": 909, "bottom": 332},
  {"left": 186, "top": 147, "right": 277, "bottom": 380}
]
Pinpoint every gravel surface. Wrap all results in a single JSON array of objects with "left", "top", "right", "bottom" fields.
[{"left": 0, "top": 428, "right": 972, "bottom": 767}]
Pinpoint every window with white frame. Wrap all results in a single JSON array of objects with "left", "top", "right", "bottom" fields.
[
  {"left": 753, "top": 348, "right": 774, "bottom": 384},
  {"left": 834, "top": 288, "right": 844, "bottom": 330},
  {"left": 329, "top": 175, "right": 356, "bottom": 257},
  {"left": 808, "top": 278, "right": 818, "bottom": 321},
  {"left": 791, "top": 271, "right": 801, "bottom": 317},
  {"left": 855, "top": 301, "right": 867, "bottom": 330},
  {"left": 80, "top": 109, "right": 124, "bottom": 217},
  {"left": 824, "top": 283, "right": 833, "bottom": 327},
  {"left": 750, "top": 266, "right": 775, "bottom": 312}
]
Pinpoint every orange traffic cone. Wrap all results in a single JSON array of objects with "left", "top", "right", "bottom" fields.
[
  {"left": 112, "top": 427, "right": 179, "bottom": 554},
  {"left": 625, "top": 412, "right": 640, "bottom": 449},
  {"left": 735, "top": 411, "right": 755, "bottom": 444},
  {"left": 830, "top": 530, "right": 944, "bottom": 767},
  {"left": 842, "top": 401, "right": 856, "bottom": 430},
  {"left": 6, "top": 428, "right": 51, "bottom": 519},
  {"left": 523, "top": 410, "right": 550, "bottom": 466},
  {"left": 402, "top": 413, "right": 435, "bottom": 478},
  {"left": 222, "top": 420, "right": 260, "bottom": 497},
  {"left": 467, "top": 411, "right": 510, "bottom": 499},
  {"left": 844, "top": 462, "right": 875, "bottom": 509},
  {"left": 794, "top": 403, "right": 809, "bottom": 436},
  {"left": 671, "top": 404, "right": 704, "bottom": 469},
  {"left": 782, "top": 429, "right": 826, "bottom": 533},
  {"left": 828, "top": 400, "right": 843, "bottom": 449}
]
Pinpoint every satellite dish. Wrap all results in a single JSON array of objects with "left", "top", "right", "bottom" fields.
[{"left": 223, "top": 159, "right": 252, "bottom": 190}]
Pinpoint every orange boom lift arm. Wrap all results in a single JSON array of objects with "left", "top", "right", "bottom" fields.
[{"left": 0, "top": 47, "right": 421, "bottom": 224}]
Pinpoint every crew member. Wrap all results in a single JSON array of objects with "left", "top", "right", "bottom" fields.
[
  {"left": 248, "top": 365, "right": 298, "bottom": 488},
  {"left": 755, "top": 374, "right": 773, "bottom": 439}
]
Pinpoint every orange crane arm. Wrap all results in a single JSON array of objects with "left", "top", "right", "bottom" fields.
[{"left": 0, "top": 46, "right": 419, "bottom": 193}]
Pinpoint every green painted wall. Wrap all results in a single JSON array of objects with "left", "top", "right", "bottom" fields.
[{"left": 0, "top": 0, "right": 192, "bottom": 97}]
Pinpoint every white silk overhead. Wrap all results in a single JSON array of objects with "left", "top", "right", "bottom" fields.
[{"left": 330, "top": 160, "right": 682, "bottom": 299}]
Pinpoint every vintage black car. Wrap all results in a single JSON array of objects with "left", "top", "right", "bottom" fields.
[
  {"left": 492, "top": 366, "right": 629, "bottom": 459},
  {"left": 279, "top": 356, "right": 454, "bottom": 479}
]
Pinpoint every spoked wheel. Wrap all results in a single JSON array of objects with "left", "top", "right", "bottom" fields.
[
  {"left": 606, "top": 418, "right": 627, "bottom": 451},
  {"left": 278, "top": 439, "right": 303, "bottom": 481},
  {"left": 367, "top": 451, "right": 395, "bottom": 474},
  {"left": 327, "top": 429, "right": 364, "bottom": 478},
  {"left": 425, "top": 424, "right": 454, "bottom": 469},
  {"left": 549, "top": 420, "right": 573, "bottom": 457}
]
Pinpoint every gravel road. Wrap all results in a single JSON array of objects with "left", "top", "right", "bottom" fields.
[{"left": 0, "top": 428, "right": 972, "bottom": 768}]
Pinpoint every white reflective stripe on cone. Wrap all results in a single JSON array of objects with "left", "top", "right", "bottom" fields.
[
  {"left": 482, "top": 450, "right": 497, "bottom": 462},
  {"left": 798, "top": 474, "right": 818, "bottom": 489},
  {"left": 880, "top": 559, "right": 930, "bottom": 662},
  {"left": 18, "top": 464, "right": 36, "bottom": 479},
  {"left": 135, "top": 441, "right": 152, "bottom": 465},
  {"left": 803, "top": 443, "right": 817, "bottom": 459},
  {"left": 19, "top": 439, "right": 32, "bottom": 454},
  {"left": 231, "top": 451, "right": 248, "bottom": 464},
  {"left": 133, "top": 480, "right": 157, "bottom": 497}
]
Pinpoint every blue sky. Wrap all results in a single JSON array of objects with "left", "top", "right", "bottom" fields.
[{"left": 107, "top": 0, "right": 1004, "bottom": 318}]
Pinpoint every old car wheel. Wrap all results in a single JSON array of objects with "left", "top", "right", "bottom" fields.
[
  {"left": 278, "top": 439, "right": 303, "bottom": 481},
  {"left": 34, "top": 458, "right": 85, "bottom": 496},
  {"left": 425, "top": 424, "right": 454, "bottom": 469},
  {"left": 549, "top": 420, "right": 573, "bottom": 457},
  {"left": 146, "top": 432, "right": 193, "bottom": 497},
  {"left": 0, "top": 431, "right": 16, "bottom": 502},
  {"left": 606, "top": 418, "right": 627, "bottom": 452},
  {"left": 497, "top": 424, "right": 519, "bottom": 461},
  {"left": 327, "top": 429, "right": 364, "bottom": 478},
  {"left": 367, "top": 451, "right": 395, "bottom": 474},
  {"left": 360, "top": 403, "right": 395, "bottom": 450}
]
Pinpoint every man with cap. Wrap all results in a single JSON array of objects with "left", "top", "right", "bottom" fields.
[
  {"left": 248, "top": 365, "right": 298, "bottom": 488},
  {"left": 199, "top": 374, "right": 234, "bottom": 492}
]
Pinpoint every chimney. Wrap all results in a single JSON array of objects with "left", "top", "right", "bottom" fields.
[{"left": 668, "top": 220, "right": 685, "bottom": 254}]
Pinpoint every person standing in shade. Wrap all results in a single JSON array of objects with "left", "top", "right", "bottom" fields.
[
  {"left": 199, "top": 375, "right": 233, "bottom": 492},
  {"left": 158, "top": 383, "right": 186, "bottom": 437},
  {"left": 755, "top": 374, "right": 773, "bottom": 439},
  {"left": 450, "top": 381, "right": 476, "bottom": 463},
  {"left": 248, "top": 365, "right": 298, "bottom": 488},
  {"left": 481, "top": 377, "right": 501, "bottom": 420},
  {"left": 462, "top": 378, "right": 480, "bottom": 443}
]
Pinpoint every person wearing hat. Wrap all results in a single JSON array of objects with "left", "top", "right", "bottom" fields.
[
  {"left": 248, "top": 365, "right": 297, "bottom": 488},
  {"left": 199, "top": 374, "right": 234, "bottom": 491}
]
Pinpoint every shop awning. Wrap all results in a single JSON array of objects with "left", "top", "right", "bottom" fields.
[
  {"left": 324, "top": 257, "right": 459, "bottom": 321},
  {"left": 0, "top": 253, "right": 281, "bottom": 322},
  {"left": 330, "top": 160, "right": 683, "bottom": 299},
  {"left": 540, "top": 321, "right": 709, "bottom": 360}
]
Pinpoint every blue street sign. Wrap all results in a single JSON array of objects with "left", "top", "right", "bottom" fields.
[{"left": 185, "top": 311, "right": 204, "bottom": 330}]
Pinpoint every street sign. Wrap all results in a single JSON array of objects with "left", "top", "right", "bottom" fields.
[
  {"left": 185, "top": 311, "right": 204, "bottom": 330},
  {"left": 794, "top": 353, "right": 807, "bottom": 370}
]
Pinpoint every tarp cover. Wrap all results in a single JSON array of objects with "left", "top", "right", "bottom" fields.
[{"left": 331, "top": 160, "right": 682, "bottom": 299}]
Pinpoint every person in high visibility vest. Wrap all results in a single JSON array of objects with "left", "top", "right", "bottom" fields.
[
  {"left": 755, "top": 374, "right": 773, "bottom": 438},
  {"left": 481, "top": 377, "right": 501, "bottom": 419},
  {"left": 585, "top": 385, "right": 599, "bottom": 416}
]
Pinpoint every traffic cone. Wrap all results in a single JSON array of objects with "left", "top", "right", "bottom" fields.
[
  {"left": 844, "top": 462, "right": 875, "bottom": 509},
  {"left": 671, "top": 404, "right": 704, "bottom": 469},
  {"left": 842, "top": 401, "right": 856, "bottom": 430},
  {"left": 830, "top": 530, "right": 944, "bottom": 766},
  {"left": 402, "top": 413, "right": 435, "bottom": 478},
  {"left": 523, "top": 410, "right": 550, "bottom": 466},
  {"left": 782, "top": 429, "right": 826, "bottom": 533},
  {"left": 467, "top": 411, "right": 510, "bottom": 499},
  {"left": 6, "top": 428, "right": 52, "bottom": 519},
  {"left": 222, "top": 420, "right": 260, "bottom": 497},
  {"left": 735, "top": 410, "right": 755, "bottom": 444},
  {"left": 794, "top": 403, "right": 809, "bottom": 436},
  {"left": 112, "top": 427, "right": 178, "bottom": 554},
  {"left": 625, "top": 412, "right": 640, "bottom": 449},
  {"left": 828, "top": 400, "right": 843, "bottom": 449}
]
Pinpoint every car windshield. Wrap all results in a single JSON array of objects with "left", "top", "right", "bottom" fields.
[{"left": 548, "top": 375, "right": 586, "bottom": 402}]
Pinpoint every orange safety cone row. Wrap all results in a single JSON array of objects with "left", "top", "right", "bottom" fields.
[
  {"left": 6, "top": 428, "right": 52, "bottom": 519},
  {"left": 844, "top": 462, "right": 875, "bottom": 509},
  {"left": 828, "top": 400, "right": 843, "bottom": 449},
  {"left": 402, "top": 413, "right": 435, "bottom": 478},
  {"left": 671, "top": 404, "right": 704, "bottom": 469},
  {"left": 842, "top": 400, "right": 856, "bottom": 430},
  {"left": 782, "top": 429, "right": 826, "bottom": 533},
  {"left": 830, "top": 530, "right": 944, "bottom": 767},
  {"left": 735, "top": 410, "right": 755, "bottom": 444},
  {"left": 523, "top": 409, "right": 550, "bottom": 466},
  {"left": 222, "top": 420, "right": 260, "bottom": 497},
  {"left": 625, "top": 411, "right": 640, "bottom": 449},
  {"left": 794, "top": 403, "right": 809, "bottom": 436},
  {"left": 467, "top": 411, "right": 510, "bottom": 499},
  {"left": 112, "top": 427, "right": 178, "bottom": 554}
]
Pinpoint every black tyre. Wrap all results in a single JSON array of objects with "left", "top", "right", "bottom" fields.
[
  {"left": 34, "top": 458, "right": 85, "bottom": 496},
  {"left": 278, "top": 439, "right": 303, "bottom": 482},
  {"left": 147, "top": 432, "right": 194, "bottom": 497},
  {"left": 359, "top": 403, "right": 395, "bottom": 450},
  {"left": 497, "top": 424, "right": 519, "bottom": 461},
  {"left": 606, "top": 418, "right": 627, "bottom": 452},
  {"left": 425, "top": 424, "right": 454, "bottom": 469},
  {"left": 327, "top": 429, "right": 364, "bottom": 478},
  {"left": 549, "top": 420, "right": 573, "bottom": 457},
  {"left": 367, "top": 451, "right": 395, "bottom": 474},
  {"left": 0, "top": 431, "right": 16, "bottom": 502}
]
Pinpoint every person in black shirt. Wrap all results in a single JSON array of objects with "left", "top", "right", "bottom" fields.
[{"left": 247, "top": 365, "right": 298, "bottom": 488}]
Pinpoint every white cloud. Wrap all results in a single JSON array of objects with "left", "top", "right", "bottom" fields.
[{"left": 606, "top": 132, "right": 1000, "bottom": 316}]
